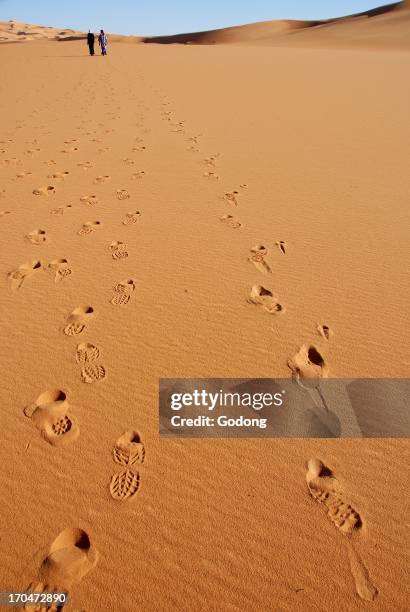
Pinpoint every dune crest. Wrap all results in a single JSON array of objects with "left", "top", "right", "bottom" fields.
[
  {"left": 1, "top": 1, "right": 410, "bottom": 48},
  {"left": 142, "top": 1, "right": 410, "bottom": 48}
]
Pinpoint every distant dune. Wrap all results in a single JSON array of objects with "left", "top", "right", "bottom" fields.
[
  {"left": 0, "top": 20, "right": 84, "bottom": 42},
  {"left": 1, "top": 1, "right": 409, "bottom": 49},
  {"left": 143, "top": 1, "right": 410, "bottom": 49},
  {"left": 0, "top": 20, "right": 143, "bottom": 43}
]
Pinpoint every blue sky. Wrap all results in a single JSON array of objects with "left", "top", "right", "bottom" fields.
[{"left": 0, "top": 1, "right": 392, "bottom": 36}]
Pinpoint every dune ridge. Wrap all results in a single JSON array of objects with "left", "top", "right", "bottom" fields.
[
  {"left": 1, "top": 1, "right": 410, "bottom": 49},
  {"left": 143, "top": 0, "right": 410, "bottom": 48}
]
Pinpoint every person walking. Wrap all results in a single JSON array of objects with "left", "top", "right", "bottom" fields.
[
  {"left": 87, "top": 30, "right": 95, "bottom": 55},
  {"left": 98, "top": 30, "right": 108, "bottom": 56}
]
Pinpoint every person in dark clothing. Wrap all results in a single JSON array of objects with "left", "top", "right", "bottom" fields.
[{"left": 87, "top": 30, "right": 95, "bottom": 56}]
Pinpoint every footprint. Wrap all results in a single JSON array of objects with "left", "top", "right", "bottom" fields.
[
  {"left": 110, "top": 241, "right": 129, "bottom": 260},
  {"left": 61, "top": 146, "right": 79, "bottom": 153},
  {"left": 113, "top": 430, "right": 145, "bottom": 466},
  {"left": 26, "top": 229, "right": 48, "bottom": 245},
  {"left": 110, "top": 470, "right": 140, "bottom": 501},
  {"left": 122, "top": 211, "right": 141, "bottom": 225},
  {"left": 50, "top": 204, "right": 72, "bottom": 216},
  {"left": 16, "top": 171, "right": 33, "bottom": 178},
  {"left": 75, "top": 342, "right": 100, "bottom": 364},
  {"left": 8, "top": 260, "right": 42, "bottom": 291},
  {"left": 306, "top": 459, "right": 378, "bottom": 601},
  {"left": 317, "top": 324, "right": 334, "bottom": 341},
  {"left": 94, "top": 175, "right": 111, "bottom": 184},
  {"left": 78, "top": 221, "right": 102, "bottom": 236},
  {"left": 248, "top": 285, "right": 284, "bottom": 314},
  {"left": 276, "top": 240, "right": 287, "bottom": 255},
  {"left": 110, "top": 279, "right": 136, "bottom": 306},
  {"left": 131, "top": 146, "right": 146, "bottom": 152},
  {"left": 25, "top": 528, "right": 99, "bottom": 603},
  {"left": 47, "top": 259, "right": 72, "bottom": 283},
  {"left": 44, "top": 159, "right": 56, "bottom": 166},
  {"left": 48, "top": 171, "right": 70, "bottom": 180},
  {"left": 220, "top": 214, "right": 242, "bottom": 229},
  {"left": 223, "top": 191, "right": 239, "bottom": 206},
  {"left": 116, "top": 189, "right": 130, "bottom": 200},
  {"left": 23, "top": 389, "right": 79, "bottom": 446},
  {"left": 203, "top": 155, "right": 218, "bottom": 167},
  {"left": 248, "top": 245, "right": 272, "bottom": 274},
  {"left": 33, "top": 186, "right": 56, "bottom": 196},
  {"left": 109, "top": 430, "right": 145, "bottom": 500},
  {"left": 81, "top": 363, "right": 106, "bottom": 385},
  {"left": 288, "top": 345, "right": 329, "bottom": 379},
  {"left": 0, "top": 210, "right": 12, "bottom": 218},
  {"left": 306, "top": 459, "right": 362, "bottom": 535},
  {"left": 131, "top": 170, "right": 145, "bottom": 180},
  {"left": 3, "top": 158, "right": 21, "bottom": 167},
  {"left": 122, "top": 157, "right": 135, "bottom": 165},
  {"left": 63, "top": 306, "right": 94, "bottom": 336},
  {"left": 203, "top": 171, "right": 219, "bottom": 180},
  {"left": 75, "top": 342, "right": 106, "bottom": 384},
  {"left": 80, "top": 194, "right": 98, "bottom": 206},
  {"left": 77, "top": 161, "right": 93, "bottom": 169}
]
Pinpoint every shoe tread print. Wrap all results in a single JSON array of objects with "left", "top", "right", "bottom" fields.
[
  {"left": 110, "top": 469, "right": 140, "bottom": 500},
  {"left": 113, "top": 443, "right": 145, "bottom": 466}
]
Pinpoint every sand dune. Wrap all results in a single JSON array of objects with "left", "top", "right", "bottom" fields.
[
  {"left": 143, "top": 1, "right": 410, "bottom": 48},
  {"left": 0, "top": 3, "right": 409, "bottom": 610},
  {"left": 0, "top": 20, "right": 84, "bottom": 42},
  {"left": 1, "top": 1, "right": 410, "bottom": 49},
  {"left": 0, "top": 20, "right": 143, "bottom": 44}
]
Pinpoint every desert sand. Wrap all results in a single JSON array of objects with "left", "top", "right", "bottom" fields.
[{"left": 0, "top": 2, "right": 409, "bottom": 610}]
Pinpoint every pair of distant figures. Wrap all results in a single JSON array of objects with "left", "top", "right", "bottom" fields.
[{"left": 87, "top": 30, "right": 108, "bottom": 56}]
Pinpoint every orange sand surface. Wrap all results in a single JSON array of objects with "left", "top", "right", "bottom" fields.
[{"left": 0, "top": 13, "right": 409, "bottom": 611}]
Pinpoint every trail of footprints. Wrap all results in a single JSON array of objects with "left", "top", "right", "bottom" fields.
[
  {"left": 9, "top": 108, "right": 150, "bottom": 599},
  {"left": 187, "top": 133, "right": 335, "bottom": 387},
  {"left": 10, "top": 90, "right": 363, "bottom": 605},
  {"left": 165, "top": 104, "right": 374, "bottom": 602}
]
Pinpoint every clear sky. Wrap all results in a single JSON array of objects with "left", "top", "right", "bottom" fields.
[{"left": 0, "top": 0, "right": 394, "bottom": 36}]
